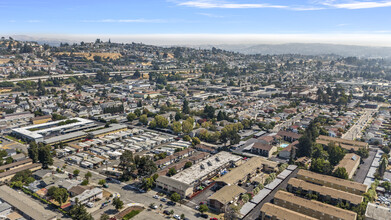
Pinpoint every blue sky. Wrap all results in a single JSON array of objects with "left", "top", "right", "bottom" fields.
[{"left": 1, "top": 0, "right": 391, "bottom": 45}]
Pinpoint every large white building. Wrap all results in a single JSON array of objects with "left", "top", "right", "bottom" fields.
[{"left": 11, "top": 117, "right": 96, "bottom": 143}]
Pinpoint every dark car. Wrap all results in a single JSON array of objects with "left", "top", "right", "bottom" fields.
[
  {"left": 200, "top": 213, "right": 208, "bottom": 218},
  {"left": 167, "top": 201, "right": 176, "bottom": 206},
  {"left": 163, "top": 210, "right": 170, "bottom": 215}
]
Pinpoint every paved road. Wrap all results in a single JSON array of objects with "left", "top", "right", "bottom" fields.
[
  {"left": 1, "top": 68, "right": 198, "bottom": 82},
  {"left": 272, "top": 107, "right": 316, "bottom": 133},
  {"left": 353, "top": 148, "right": 376, "bottom": 183},
  {"left": 243, "top": 168, "right": 299, "bottom": 220},
  {"left": 52, "top": 158, "right": 200, "bottom": 219},
  {"left": 342, "top": 109, "right": 375, "bottom": 140}
]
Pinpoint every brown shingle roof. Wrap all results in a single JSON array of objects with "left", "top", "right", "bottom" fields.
[
  {"left": 261, "top": 203, "right": 317, "bottom": 220},
  {"left": 288, "top": 178, "right": 363, "bottom": 205},
  {"left": 275, "top": 191, "right": 357, "bottom": 220}
]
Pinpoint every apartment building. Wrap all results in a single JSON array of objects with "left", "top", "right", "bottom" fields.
[
  {"left": 274, "top": 191, "right": 357, "bottom": 220},
  {"left": 287, "top": 178, "right": 363, "bottom": 207},
  {"left": 296, "top": 169, "right": 368, "bottom": 195}
]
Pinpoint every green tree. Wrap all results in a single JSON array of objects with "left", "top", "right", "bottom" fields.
[
  {"left": 184, "top": 161, "right": 192, "bottom": 169},
  {"left": 333, "top": 167, "right": 349, "bottom": 179},
  {"left": 182, "top": 120, "right": 193, "bottom": 134},
  {"left": 154, "top": 115, "right": 169, "bottom": 128},
  {"left": 127, "top": 113, "right": 136, "bottom": 122},
  {"left": 38, "top": 144, "right": 53, "bottom": 169},
  {"left": 85, "top": 171, "right": 92, "bottom": 181},
  {"left": 139, "top": 114, "right": 148, "bottom": 125},
  {"left": 191, "top": 137, "right": 201, "bottom": 146},
  {"left": 310, "top": 158, "right": 332, "bottom": 175},
  {"left": 73, "top": 169, "right": 80, "bottom": 176},
  {"left": 113, "top": 197, "right": 124, "bottom": 211},
  {"left": 198, "top": 204, "right": 209, "bottom": 213},
  {"left": 53, "top": 187, "right": 69, "bottom": 207},
  {"left": 328, "top": 143, "right": 346, "bottom": 166},
  {"left": 172, "top": 121, "right": 182, "bottom": 134},
  {"left": 170, "top": 192, "right": 181, "bottom": 202},
  {"left": 28, "top": 142, "right": 39, "bottom": 163},
  {"left": 100, "top": 213, "right": 110, "bottom": 220},
  {"left": 98, "top": 179, "right": 106, "bottom": 185},
  {"left": 183, "top": 135, "right": 191, "bottom": 141},
  {"left": 69, "top": 198, "right": 93, "bottom": 220},
  {"left": 167, "top": 167, "right": 177, "bottom": 177},
  {"left": 182, "top": 99, "right": 190, "bottom": 114}
]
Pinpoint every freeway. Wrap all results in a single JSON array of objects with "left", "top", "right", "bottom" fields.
[{"left": 1, "top": 68, "right": 198, "bottom": 82}]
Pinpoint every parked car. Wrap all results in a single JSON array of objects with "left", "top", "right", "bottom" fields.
[
  {"left": 200, "top": 213, "right": 208, "bottom": 218},
  {"left": 86, "top": 202, "right": 94, "bottom": 208},
  {"left": 160, "top": 198, "right": 167, "bottom": 202},
  {"left": 163, "top": 210, "right": 170, "bottom": 215},
  {"left": 167, "top": 201, "right": 176, "bottom": 206},
  {"left": 173, "top": 214, "right": 181, "bottom": 219},
  {"left": 153, "top": 195, "right": 159, "bottom": 199}
]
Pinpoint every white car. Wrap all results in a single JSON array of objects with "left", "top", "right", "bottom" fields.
[
  {"left": 173, "top": 214, "right": 181, "bottom": 219},
  {"left": 86, "top": 202, "right": 94, "bottom": 208},
  {"left": 153, "top": 195, "right": 159, "bottom": 199}
]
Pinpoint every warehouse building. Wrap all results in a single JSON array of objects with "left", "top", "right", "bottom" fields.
[{"left": 11, "top": 117, "right": 96, "bottom": 143}]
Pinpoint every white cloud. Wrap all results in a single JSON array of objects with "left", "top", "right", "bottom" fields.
[
  {"left": 178, "top": 1, "right": 287, "bottom": 9},
  {"left": 323, "top": 0, "right": 391, "bottom": 9},
  {"left": 27, "top": 20, "right": 40, "bottom": 23},
  {"left": 196, "top": 12, "right": 224, "bottom": 17},
  {"left": 82, "top": 19, "right": 166, "bottom": 23}
]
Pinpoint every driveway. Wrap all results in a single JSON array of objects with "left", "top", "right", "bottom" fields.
[{"left": 353, "top": 149, "right": 376, "bottom": 183}]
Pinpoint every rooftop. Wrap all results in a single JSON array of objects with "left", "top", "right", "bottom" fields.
[
  {"left": 216, "top": 157, "right": 265, "bottom": 185},
  {"left": 288, "top": 178, "right": 363, "bottom": 205},
  {"left": 171, "top": 151, "right": 241, "bottom": 185},
  {"left": 260, "top": 203, "right": 317, "bottom": 220},
  {"left": 297, "top": 169, "right": 368, "bottom": 193},
  {"left": 333, "top": 153, "right": 360, "bottom": 175},
  {"left": 275, "top": 191, "right": 357, "bottom": 220},
  {"left": 207, "top": 185, "right": 246, "bottom": 205},
  {"left": 0, "top": 185, "right": 57, "bottom": 220}
]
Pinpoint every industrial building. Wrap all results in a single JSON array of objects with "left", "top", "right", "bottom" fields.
[{"left": 11, "top": 117, "right": 96, "bottom": 143}]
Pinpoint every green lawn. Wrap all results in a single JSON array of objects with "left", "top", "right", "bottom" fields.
[{"left": 122, "top": 210, "right": 141, "bottom": 220}]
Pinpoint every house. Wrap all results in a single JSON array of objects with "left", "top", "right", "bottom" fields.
[
  {"left": 70, "top": 188, "right": 103, "bottom": 205},
  {"left": 251, "top": 142, "right": 277, "bottom": 158},
  {"left": 33, "top": 169, "right": 53, "bottom": 180},
  {"left": 207, "top": 185, "right": 246, "bottom": 213}
]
